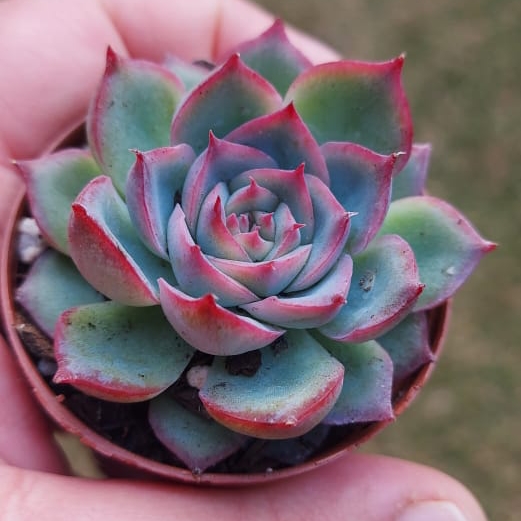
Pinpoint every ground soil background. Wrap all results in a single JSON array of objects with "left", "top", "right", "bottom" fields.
[
  {"left": 254, "top": 1, "right": 519, "bottom": 519},
  {"left": 11, "top": 1, "right": 517, "bottom": 519}
]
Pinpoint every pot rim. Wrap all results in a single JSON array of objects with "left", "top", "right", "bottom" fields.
[{"left": 0, "top": 167, "right": 451, "bottom": 486}]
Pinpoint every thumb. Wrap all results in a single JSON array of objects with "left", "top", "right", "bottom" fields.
[{"left": 0, "top": 453, "right": 487, "bottom": 521}]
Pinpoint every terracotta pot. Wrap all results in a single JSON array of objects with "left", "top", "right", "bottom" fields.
[{"left": 0, "top": 165, "right": 451, "bottom": 485}]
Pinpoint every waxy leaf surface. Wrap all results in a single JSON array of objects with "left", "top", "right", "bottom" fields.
[
  {"left": 54, "top": 303, "right": 194, "bottom": 402},
  {"left": 200, "top": 330, "right": 344, "bottom": 439},
  {"left": 378, "top": 196, "right": 496, "bottom": 310}
]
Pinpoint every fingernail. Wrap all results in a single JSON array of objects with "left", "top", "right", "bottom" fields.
[{"left": 397, "top": 500, "right": 468, "bottom": 521}]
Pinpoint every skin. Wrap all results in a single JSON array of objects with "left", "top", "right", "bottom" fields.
[{"left": 0, "top": 0, "right": 487, "bottom": 519}]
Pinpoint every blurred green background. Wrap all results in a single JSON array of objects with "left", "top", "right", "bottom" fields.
[{"left": 253, "top": 0, "right": 519, "bottom": 519}]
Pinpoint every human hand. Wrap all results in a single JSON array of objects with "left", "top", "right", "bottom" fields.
[{"left": 0, "top": 1, "right": 486, "bottom": 519}]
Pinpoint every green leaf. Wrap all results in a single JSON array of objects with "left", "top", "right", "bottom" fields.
[
  {"left": 54, "top": 302, "right": 194, "bottom": 402},
  {"left": 149, "top": 393, "right": 247, "bottom": 472},
  {"left": 378, "top": 196, "right": 496, "bottom": 310},
  {"left": 16, "top": 249, "right": 105, "bottom": 337}
]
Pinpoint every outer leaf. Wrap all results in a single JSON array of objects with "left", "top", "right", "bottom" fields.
[
  {"left": 377, "top": 311, "right": 434, "bottom": 384},
  {"left": 230, "top": 19, "right": 313, "bottom": 95},
  {"left": 241, "top": 254, "right": 352, "bottom": 329},
  {"left": 315, "top": 336, "right": 394, "bottom": 425},
  {"left": 378, "top": 196, "right": 496, "bottom": 310},
  {"left": 319, "top": 234, "right": 423, "bottom": 342},
  {"left": 88, "top": 48, "right": 184, "bottom": 193},
  {"left": 171, "top": 54, "right": 282, "bottom": 155},
  {"left": 149, "top": 393, "right": 247, "bottom": 472},
  {"left": 54, "top": 302, "right": 194, "bottom": 402},
  {"left": 286, "top": 57, "right": 412, "bottom": 173},
  {"left": 69, "top": 176, "right": 177, "bottom": 306},
  {"left": 391, "top": 143, "right": 431, "bottom": 201},
  {"left": 125, "top": 145, "right": 196, "bottom": 259},
  {"left": 158, "top": 280, "right": 285, "bottom": 356},
  {"left": 16, "top": 249, "right": 105, "bottom": 337},
  {"left": 321, "top": 142, "right": 395, "bottom": 254},
  {"left": 199, "top": 329, "right": 344, "bottom": 439},
  {"left": 226, "top": 103, "right": 329, "bottom": 184},
  {"left": 16, "top": 149, "right": 101, "bottom": 254}
]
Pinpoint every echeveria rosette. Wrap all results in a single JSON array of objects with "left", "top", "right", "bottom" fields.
[{"left": 15, "top": 22, "right": 495, "bottom": 473}]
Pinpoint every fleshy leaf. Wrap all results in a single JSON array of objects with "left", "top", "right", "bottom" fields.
[
  {"left": 230, "top": 19, "right": 313, "bottom": 95},
  {"left": 319, "top": 234, "right": 423, "bottom": 342},
  {"left": 16, "top": 149, "right": 101, "bottom": 254},
  {"left": 286, "top": 57, "right": 412, "bottom": 173},
  {"left": 163, "top": 56, "right": 211, "bottom": 91},
  {"left": 54, "top": 302, "right": 194, "bottom": 402},
  {"left": 241, "top": 254, "right": 352, "bottom": 329},
  {"left": 314, "top": 336, "right": 394, "bottom": 425},
  {"left": 208, "top": 245, "right": 312, "bottom": 297},
  {"left": 199, "top": 329, "right": 344, "bottom": 439},
  {"left": 321, "top": 142, "right": 395, "bottom": 254},
  {"left": 88, "top": 48, "right": 184, "bottom": 193},
  {"left": 286, "top": 174, "right": 352, "bottom": 291},
  {"left": 167, "top": 205, "right": 258, "bottom": 306},
  {"left": 391, "top": 143, "right": 431, "bottom": 201},
  {"left": 69, "top": 176, "right": 177, "bottom": 306},
  {"left": 182, "top": 135, "right": 277, "bottom": 234},
  {"left": 171, "top": 54, "right": 282, "bottom": 155},
  {"left": 125, "top": 145, "right": 196, "bottom": 259},
  {"left": 377, "top": 311, "right": 434, "bottom": 384},
  {"left": 159, "top": 280, "right": 285, "bottom": 356},
  {"left": 378, "top": 196, "right": 496, "bottom": 310},
  {"left": 149, "top": 393, "right": 247, "bottom": 472},
  {"left": 16, "top": 249, "right": 105, "bottom": 337},
  {"left": 226, "top": 103, "right": 329, "bottom": 183}
]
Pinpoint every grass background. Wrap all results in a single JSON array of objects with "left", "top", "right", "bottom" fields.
[{"left": 252, "top": 0, "right": 519, "bottom": 519}]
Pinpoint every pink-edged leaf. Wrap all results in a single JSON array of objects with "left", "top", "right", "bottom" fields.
[
  {"left": 199, "top": 329, "right": 344, "bottom": 439},
  {"left": 321, "top": 142, "right": 395, "bottom": 254},
  {"left": 54, "top": 302, "right": 194, "bottom": 402},
  {"left": 171, "top": 54, "right": 282, "bottom": 155},
  {"left": 125, "top": 145, "right": 195, "bottom": 260},
  {"left": 226, "top": 103, "right": 329, "bottom": 183},
  {"left": 167, "top": 205, "right": 258, "bottom": 306},
  {"left": 377, "top": 311, "right": 434, "bottom": 385},
  {"left": 224, "top": 177, "right": 279, "bottom": 215},
  {"left": 233, "top": 228, "right": 274, "bottom": 261},
  {"left": 87, "top": 48, "right": 184, "bottom": 193},
  {"left": 195, "top": 184, "right": 251, "bottom": 261},
  {"left": 241, "top": 254, "right": 352, "bottom": 329},
  {"left": 149, "top": 393, "right": 247, "bottom": 472},
  {"left": 229, "top": 165, "right": 314, "bottom": 243},
  {"left": 158, "top": 280, "right": 285, "bottom": 356},
  {"left": 69, "top": 176, "right": 177, "bottom": 306},
  {"left": 314, "top": 335, "right": 394, "bottom": 425},
  {"left": 16, "top": 249, "right": 105, "bottom": 338},
  {"left": 182, "top": 134, "right": 277, "bottom": 234},
  {"left": 264, "top": 203, "right": 303, "bottom": 260},
  {"left": 16, "top": 149, "right": 101, "bottom": 254},
  {"left": 286, "top": 56, "right": 413, "bottom": 173},
  {"left": 319, "top": 234, "right": 424, "bottom": 343},
  {"left": 208, "top": 245, "right": 312, "bottom": 297},
  {"left": 391, "top": 143, "right": 432, "bottom": 201},
  {"left": 286, "top": 175, "right": 352, "bottom": 292},
  {"left": 378, "top": 196, "right": 496, "bottom": 310},
  {"left": 229, "top": 19, "right": 312, "bottom": 95}
]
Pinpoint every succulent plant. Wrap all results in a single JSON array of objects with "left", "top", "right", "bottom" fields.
[{"left": 15, "top": 21, "right": 494, "bottom": 473}]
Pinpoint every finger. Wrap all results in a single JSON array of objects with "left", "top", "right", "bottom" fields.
[
  {"left": 0, "top": 334, "right": 68, "bottom": 473},
  {"left": 0, "top": 453, "right": 486, "bottom": 521},
  {"left": 0, "top": 0, "right": 339, "bottom": 161}
]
